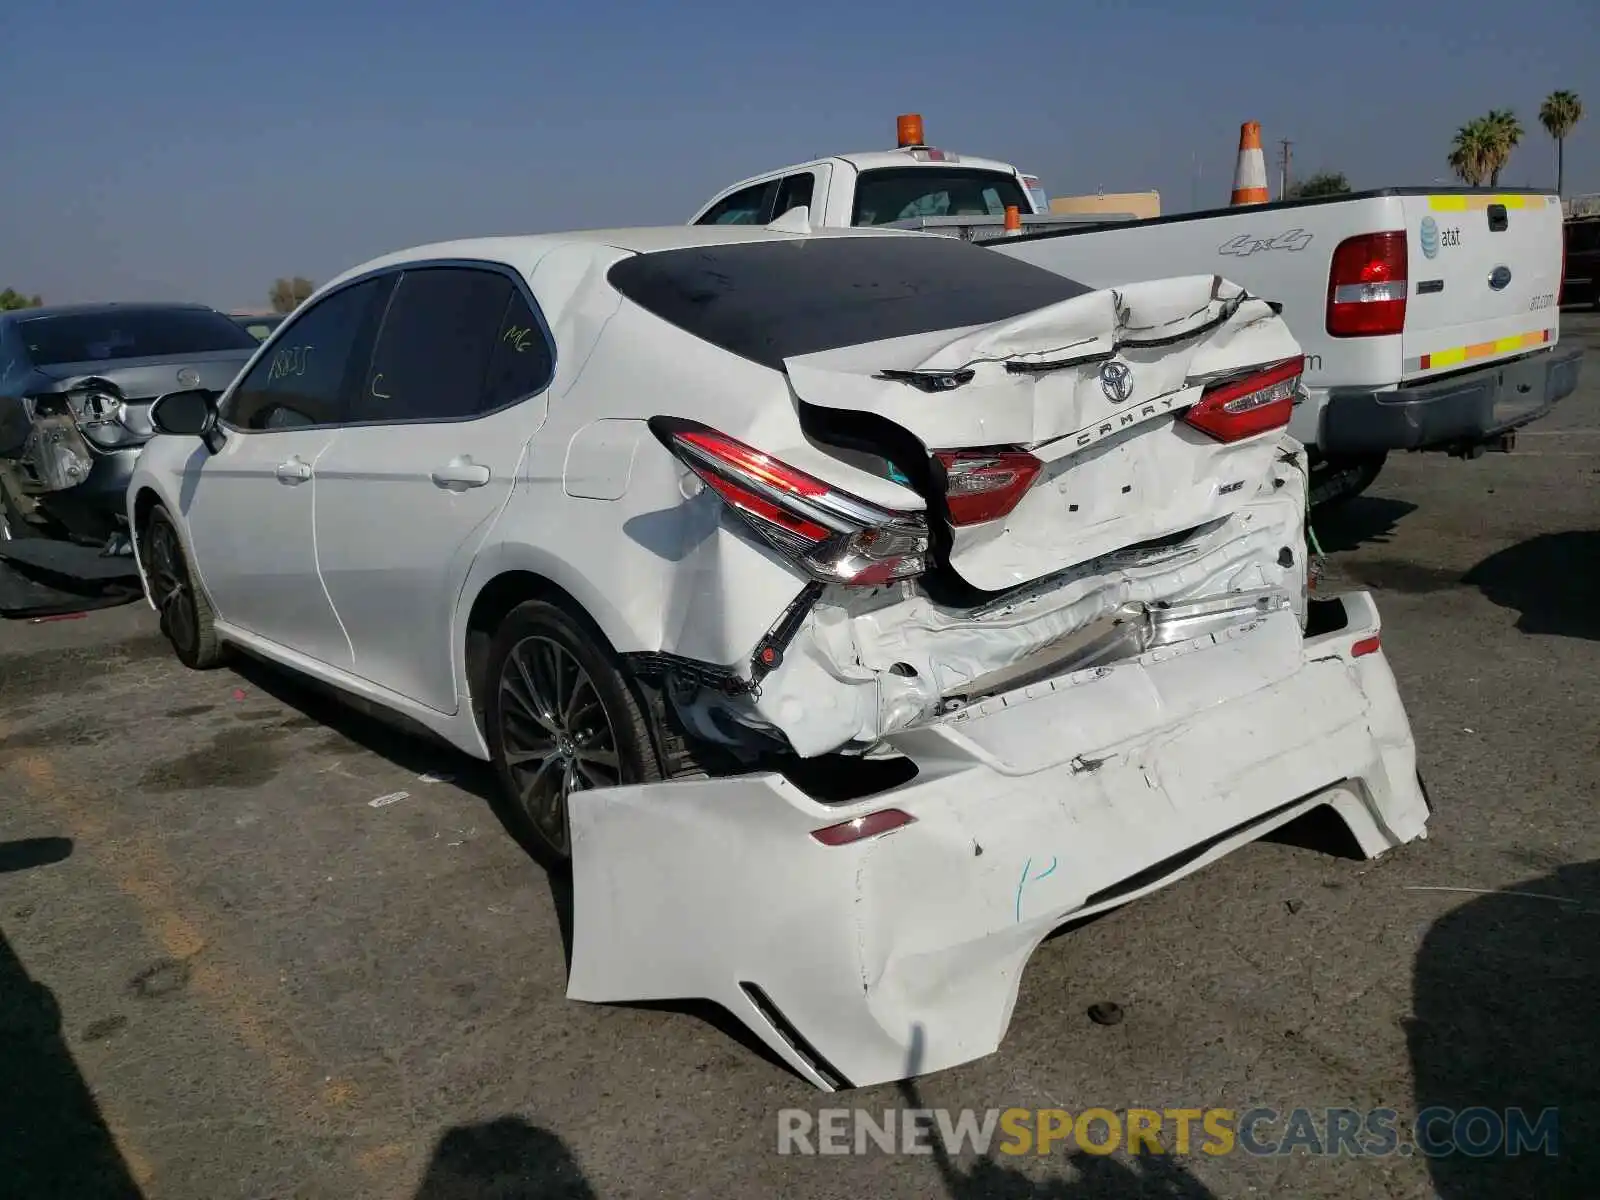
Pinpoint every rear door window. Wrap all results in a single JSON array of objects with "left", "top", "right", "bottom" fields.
[
  {"left": 350, "top": 267, "right": 515, "bottom": 424},
  {"left": 852, "top": 168, "right": 1031, "bottom": 226},
  {"left": 695, "top": 181, "right": 777, "bottom": 226},
  {"left": 223, "top": 277, "right": 391, "bottom": 430},
  {"left": 481, "top": 289, "right": 556, "bottom": 409}
]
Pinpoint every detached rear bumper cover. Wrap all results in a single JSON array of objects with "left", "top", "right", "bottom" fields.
[
  {"left": 566, "top": 589, "right": 1429, "bottom": 1090},
  {"left": 1320, "top": 345, "right": 1583, "bottom": 454}
]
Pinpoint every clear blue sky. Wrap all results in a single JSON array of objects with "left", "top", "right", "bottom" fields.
[{"left": 3, "top": 0, "right": 1594, "bottom": 309}]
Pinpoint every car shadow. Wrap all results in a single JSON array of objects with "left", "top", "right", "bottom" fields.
[
  {"left": 1408, "top": 859, "right": 1598, "bottom": 1199},
  {"left": 412, "top": 1115, "right": 596, "bottom": 1200},
  {"left": 898, "top": 1070, "right": 1219, "bottom": 1199},
  {"left": 223, "top": 651, "right": 501, "bottom": 803},
  {"left": 1308, "top": 495, "right": 1418, "bottom": 553},
  {"left": 1461, "top": 531, "right": 1600, "bottom": 641},
  {"left": 0, "top": 840, "right": 144, "bottom": 1198}
]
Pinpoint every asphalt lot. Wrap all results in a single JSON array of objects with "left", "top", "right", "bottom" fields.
[{"left": 2, "top": 314, "right": 1597, "bottom": 1200}]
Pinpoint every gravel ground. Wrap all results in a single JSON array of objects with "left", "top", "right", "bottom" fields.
[{"left": 2, "top": 314, "right": 1596, "bottom": 1200}]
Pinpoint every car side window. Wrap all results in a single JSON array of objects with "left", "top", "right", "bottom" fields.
[
  {"left": 481, "top": 288, "right": 555, "bottom": 410},
  {"left": 695, "top": 181, "right": 776, "bottom": 226},
  {"left": 223, "top": 278, "right": 389, "bottom": 430},
  {"left": 772, "top": 173, "right": 815, "bottom": 219},
  {"left": 350, "top": 267, "right": 513, "bottom": 424}
]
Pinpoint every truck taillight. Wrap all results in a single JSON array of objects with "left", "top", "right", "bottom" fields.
[
  {"left": 934, "top": 449, "right": 1042, "bottom": 525},
  {"left": 1326, "top": 231, "right": 1407, "bottom": 337},
  {"left": 1183, "top": 356, "right": 1304, "bottom": 443},
  {"left": 649, "top": 416, "right": 929, "bottom": 586}
]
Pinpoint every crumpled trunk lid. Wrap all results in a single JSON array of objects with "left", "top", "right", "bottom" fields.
[{"left": 784, "top": 274, "right": 1301, "bottom": 592}]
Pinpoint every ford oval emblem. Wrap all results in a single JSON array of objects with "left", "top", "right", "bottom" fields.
[
  {"left": 1488, "top": 265, "right": 1512, "bottom": 291},
  {"left": 1099, "top": 360, "right": 1133, "bottom": 403}
]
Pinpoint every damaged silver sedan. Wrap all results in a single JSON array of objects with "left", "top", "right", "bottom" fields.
[{"left": 126, "top": 226, "right": 1430, "bottom": 1091}]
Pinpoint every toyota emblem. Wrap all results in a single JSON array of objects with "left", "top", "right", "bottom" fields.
[
  {"left": 176, "top": 367, "right": 200, "bottom": 388},
  {"left": 1099, "top": 360, "right": 1133, "bottom": 403}
]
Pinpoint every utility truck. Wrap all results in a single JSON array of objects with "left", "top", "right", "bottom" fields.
[{"left": 690, "top": 116, "right": 1582, "bottom": 506}]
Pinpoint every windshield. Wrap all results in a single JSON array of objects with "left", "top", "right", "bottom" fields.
[
  {"left": 852, "top": 167, "right": 1032, "bottom": 226},
  {"left": 19, "top": 308, "right": 260, "bottom": 366},
  {"left": 608, "top": 235, "right": 1089, "bottom": 371}
]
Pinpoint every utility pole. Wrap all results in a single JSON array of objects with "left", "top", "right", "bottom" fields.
[{"left": 1277, "top": 139, "right": 1293, "bottom": 199}]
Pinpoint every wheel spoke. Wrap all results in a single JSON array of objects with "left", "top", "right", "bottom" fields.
[
  {"left": 573, "top": 758, "right": 614, "bottom": 788},
  {"left": 503, "top": 739, "right": 556, "bottom": 767},
  {"left": 564, "top": 673, "right": 597, "bottom": 729},
  {"left": 504, "top": 653, "right": 559, "bottom": 736},
  {"left": 573, "top": 746, "right": 618, "bottom": 771},
  {"left": 519, "top": 754, "right": 563, "bottom": 817}
]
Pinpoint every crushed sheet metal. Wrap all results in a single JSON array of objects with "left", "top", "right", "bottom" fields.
[{"left": 701, "top": 445, "right": 1307, "bottom": 757}]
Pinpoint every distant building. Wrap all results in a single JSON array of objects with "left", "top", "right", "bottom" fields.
[{"left": 1049, "top": 191, "right": 1161, "bottom": 220}]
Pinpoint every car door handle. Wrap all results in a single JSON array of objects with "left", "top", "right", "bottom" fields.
[
  {"left": 430, "top": 458, "right": 491, "bottom": 491},
  {"left": 275, "top": 458, "right": 312, "bottom": 484}
]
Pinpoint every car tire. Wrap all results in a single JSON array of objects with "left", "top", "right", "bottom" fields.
[
  {"left": 1309, "top": 453, "right": 1386, "bottom": 510},
  {"left": 484, "top": 599, "right": 663, "bottom": 866},
  {"left": 142, "top": 504, "right": 225, "bottom": 670}
]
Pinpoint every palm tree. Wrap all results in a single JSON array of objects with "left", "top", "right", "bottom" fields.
[
  {"left": 1539, "top": 90, "right": 1584, "bottom": 195},
  {"left": 1449, "top": 119, "right": 1495, "bottom": 186},
  {"left": 1484, "top": 109, "right": 1522, "bottom": 186}
]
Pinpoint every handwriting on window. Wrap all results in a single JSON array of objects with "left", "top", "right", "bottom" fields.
[
  {"left": 267, "top": 345, "right": 314, "bottom": 382},
  {"left": 503, "top": 325, "right": 536, "bottom": 354}
]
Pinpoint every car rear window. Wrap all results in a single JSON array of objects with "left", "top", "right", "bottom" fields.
[
  {"left": 606, "top": 235, "right": 1090, "bottom": 371},
  {"left": 852, "top": 167, "right": 1032, "bottom": 226},
  {"left": 18, "top": 308, "right": 259, "bottom": 366}
]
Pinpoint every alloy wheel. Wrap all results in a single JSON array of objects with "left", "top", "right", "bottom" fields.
[
  {"left": 497, "top": 635, "right": 621, "bottom": 857},
  {"left": 147, "top": 520, "right": 198, "bottom": 657}
]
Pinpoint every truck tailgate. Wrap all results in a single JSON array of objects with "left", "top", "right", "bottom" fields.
[{"left": 1401, "top": 193, "right": 1564, "bottom": 382}]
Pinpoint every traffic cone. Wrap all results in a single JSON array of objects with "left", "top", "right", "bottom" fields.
[{"left": 1230, "top": 122, "right": 1270, "bottom": 206}]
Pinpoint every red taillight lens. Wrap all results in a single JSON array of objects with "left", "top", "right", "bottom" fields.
[
  {"left": 810, "top": 808, "right": 916, "bottom": 846},
  {"left": 1351, "top": 634, "right": 1381, "bottom": 657},
  {"left": 1182, "top": 355, "right": 1304, "bottom": 443},
  {"left": 1326, "top": 231, "right": 1407, "bottom": 337},
  {"left": 650, "top": 417, "right": 929, "bottom": 587},
  {"left": 935, "top": 449, "right": 1042, "bottom": 525}
]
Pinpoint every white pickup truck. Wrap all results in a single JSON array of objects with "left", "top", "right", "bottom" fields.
[{"left": 690, "top": 127, "right": 1583, "bottom": 506}]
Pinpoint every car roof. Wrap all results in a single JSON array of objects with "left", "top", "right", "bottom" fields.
[
  {"left": 2, "top": 301, "right": 217, "bottom": 323},
  {"left": 320, "top": 224, "right": 916, "bottom": 294},
  {"left": 832, "top": 149, "right": 1021, "bottom": 174}
]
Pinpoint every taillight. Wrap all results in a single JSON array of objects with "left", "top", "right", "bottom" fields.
[
  {"left": 1182, "top": 356, "right": 1304, "bottom": 443},
  {"left": 649, "top": 416, "right": 929, "bottom": 586},
  {"left": 1326, "top": 231, "right": 1407, "bottom": 337},
  {"left": 934, "top": 449, "right": 1042, "bottom": 525}
]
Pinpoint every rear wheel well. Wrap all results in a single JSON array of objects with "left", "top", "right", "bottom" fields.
[{"left": 465, "top": 572, "right": 602, "bottom": 737}]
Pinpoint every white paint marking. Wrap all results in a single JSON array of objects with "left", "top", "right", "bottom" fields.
[{"left": 368, "top": 791, "right": 410, "bottom": 809}]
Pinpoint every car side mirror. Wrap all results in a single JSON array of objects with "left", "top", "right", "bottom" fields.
[{"left": 150, "top": 389, "right": 224, "bottom": 453}]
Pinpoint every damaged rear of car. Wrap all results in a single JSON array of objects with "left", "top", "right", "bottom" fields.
[{"left": 560, "top": 232, "right": 1429, "bottom": 1089}]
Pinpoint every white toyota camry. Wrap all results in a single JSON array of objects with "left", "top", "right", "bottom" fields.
[{"left": 129, "top": 223, "right": 1430, "bottom": 1090}]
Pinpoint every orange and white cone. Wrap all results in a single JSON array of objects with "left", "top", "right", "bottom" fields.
[{"left": 1230, "top": 122, "right": 1270, "bottom": 206}]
